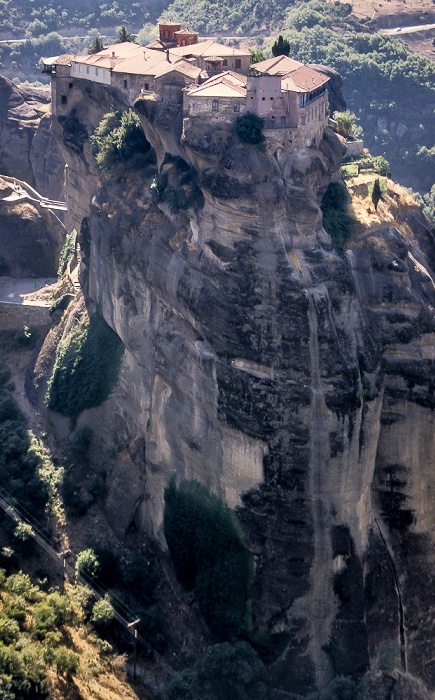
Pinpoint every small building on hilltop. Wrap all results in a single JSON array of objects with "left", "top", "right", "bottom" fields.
[
  {"left": 184, "top": 71, "right": 247, "bottom": 120},
  {"left": 249, "top": 56, "right": 329, "bottom": 130}
]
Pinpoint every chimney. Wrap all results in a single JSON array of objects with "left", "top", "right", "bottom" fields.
[
  {"left": 166, "top": 50, "right": 170, "bottom": 62},
  {"left": 112, "top": 51, "right": 115, "bottom": 58}
]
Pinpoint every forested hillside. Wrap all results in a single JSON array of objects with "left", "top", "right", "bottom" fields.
[{"left": 0, "top": 0, "right": 166, "bottom": 35}]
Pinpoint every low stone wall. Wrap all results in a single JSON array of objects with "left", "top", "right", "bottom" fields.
[
  {"left": 346, "top": 140, "right": 364, "bottom": 157},
  {"left": 0, "top": 302, "right": 51, "bottom": 331},
  {"left": 264, "top": 121, "right": 327, "bottom": 154}
]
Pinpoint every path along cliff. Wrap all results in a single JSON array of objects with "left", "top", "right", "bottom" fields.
[{"left": 37, "top": 78, "right": 435, "bottom": 698}]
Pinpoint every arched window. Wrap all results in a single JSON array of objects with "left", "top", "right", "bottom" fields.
[{"left": 212, "top": 100, "right": 218, "bottom": 112}]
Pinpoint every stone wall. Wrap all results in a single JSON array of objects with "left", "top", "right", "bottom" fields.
[
  {"left": 0, "top": 301, "right": 51, "bottom": 330},
  {"left": 186, "top": 94, "right": 246, "bottom": 120}
]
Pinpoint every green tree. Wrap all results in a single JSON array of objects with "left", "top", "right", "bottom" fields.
[
  {"left": 164, "top": 478, "right": 253, "bottom": 639},
  {"left": 333, "top": 111, "right": 360, "bottom": 138},
  {"left": 91, "top": 595, "right": 115, "bottom": 628},
  {"left": 75, "top": 548, "right": 99, "bottom": 581},
  {"left": 117, "top": 25, "right": 135, "bottom": 43},
  {"left": 272, "top": 34, "right": 290, "bottom": 56},
  {"left": 370, "top": 178, "right": 384, "bottom": 211},
  {"left": 236, "top": 113, "right": 265, "bottom": 145},
  {"left": 377, "top": 155, "right": 391, "bottom": 178},
  {"left": 249, "top": 48, "right": 266, "bottom": 64},
  {"left": 88, "top": 36, "right": 103, "bottom": 54}
]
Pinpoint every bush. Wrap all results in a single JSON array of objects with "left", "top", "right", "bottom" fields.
[
  {"left": 54, "top": 648, "right": 79, "bottom": 679},
  {"left": 236, "top": 113, "right": 265, "bottom": 146},
  {"left": 49, "top": 293, "right": 74, "bottom": 314},
  {"left": 164, "top": 477, "right": 253, "bottom": 639},
  {"left": 57, "top": 230, "right": 76, "bottom": 277},
  {"left": 45, "top": 311, "right": 124, "bottom": 424},
  {"left": 91, "top": 595, "right": 115, "bottom": 628},
  {"left": 321, "top": 182, "right": 354, "bottom": 250},
  {"left": 76, "top": 549, "right": 99, "bottom": 582},
  {"left": 163, "top": 641, "right": 266, "bottom": 700},
  {"left": 12, "top": 325, "right": 37, "bottom": 349},
  {"left": 91, "top": 109, "right": 150, "bottom": 171},
  {"left": 306, "top": 675, "right": 365, "bottom": 700}
]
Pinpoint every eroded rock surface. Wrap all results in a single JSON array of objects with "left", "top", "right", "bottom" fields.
[{"left": 49, "top": 81, "right": 435, "bottom": 697}]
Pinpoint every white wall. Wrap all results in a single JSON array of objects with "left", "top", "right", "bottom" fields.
[{"left": 70, "top": 62, "right": 111, "bottom": 85}]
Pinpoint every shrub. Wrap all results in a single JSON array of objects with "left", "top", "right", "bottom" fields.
[
  {"left": 163, "top": 641, "right": 266, "bottom": 700},
  {"left": 91, "top": 595, "right": 115, "bottom": 628},
  {"left": 164, "top": 477, "right": 253, "bottom": 639},
  {"left": 57, "top": 230, "right": 76, "bottom": 277},
  {"left": 45, "top": 312, "right": 124, "bottom": 424},
  {"left": 12, "top": 325, "right": 37, "bottom": 349},
  {"left": 49, "top": 293, "right": 74, "bottom": 314},
  {"left": 54, "top": 648, "right": 79, "bottom": 679},
  {"left": 236, "top": 113, "right": 265, "bottom": 146},
  {"left": 321, "top": 182, "right": 354, "bottom": 250},
  {"left": 91, "top": 109, "right": 150, "bottom": 171},
  {"left": 75, "top": 548, "right": 99, "bottom": 582},
  {"left": 376, "top": 156, "right": 391, "bottom": 178}
]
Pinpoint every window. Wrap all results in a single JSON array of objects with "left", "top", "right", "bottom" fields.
[
  {"left": 95, "top": 67, "right": 98, "bottom": 75},
  {"left": 270, "top": 96, "right": 274, "bottom": 100},
  {"left": 223, "top": 59, "right": 227, "bottom": 67},
  {"left": 124, "top": 79, "right": 128, "bottom": 88},
  {"left": 280, "top": 116, "right": 286, "bottom": 127},
  {"left": 69, "top": 82, "right": 73, "bottom": 89},
  {"left": 250, "top": 96, "right": 254, "bottom": 99},
  {"left": 145, "top": 82, "right": 149, "bottom": 91},
  {"left": 262, "top": 97, "right": 265, "bottom": 101},
  {"left": 86, "top": 66, "right": 89, "bottom": 74},
  {"left": 212, "top": 99, "right": 218, "bottom": 112},
  {"left": 301, "top": 116, "right": 305, "bottom": 126},
  {"left": 233, "top": 103, "right": 240, "bottom": 113},
  {"left": 61, "top": 95, "right": 67, "bottom": 105},
  {"left": 235, "top": 59, "right": 241, "bottom": 69}
]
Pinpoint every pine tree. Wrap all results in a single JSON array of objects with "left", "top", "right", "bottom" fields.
[
  {"left": 371, "top": 178, "right": 384, "bottom": 211},
  {"left": 117, "top": 26, "right": 135, "bottom": 43},
  {"left": 272, "top": 35, "right": 290, "bottom": 57},
  {"left": 88, "top": 36, "right": 103, "bottom": 54}
]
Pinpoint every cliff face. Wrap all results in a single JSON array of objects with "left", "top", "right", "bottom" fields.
[
  {"left": 0, "top": 75, "right": 64, "bottom": 199},
  {"left": 51, "top": 83, "right": 435, "bottom": 697}
]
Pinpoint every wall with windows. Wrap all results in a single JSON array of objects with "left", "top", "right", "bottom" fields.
[
  {"left": 70, "top": 62, "right": 111, "bottom": 85},
  {"left": 112, "top": 72, "right": 156, "bottom": 105},
  {"left": 185, "top": 95, "right": 246, "bottom": 119}
]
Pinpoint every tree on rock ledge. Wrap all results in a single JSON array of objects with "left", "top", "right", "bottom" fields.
[{"left": 236, "top": 113, "right": 265, "bottom": 146}]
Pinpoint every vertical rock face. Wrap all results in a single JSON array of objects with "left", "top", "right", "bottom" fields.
[
  {"left": 52, "top": 86, "right": 435, "bottom": 697},
  {"left": 0, "top": 75, "right": 64, "bottom": 196}
]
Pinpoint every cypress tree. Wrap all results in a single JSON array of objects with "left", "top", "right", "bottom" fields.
[{"left": 371, "top": 178, "right": 384, "bottom": 211}]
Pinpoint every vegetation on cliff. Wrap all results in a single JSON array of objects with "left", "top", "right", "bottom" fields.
[
  {"left": 45, "top": 311, "right": 124, "bottom": 424},
  {"left": 164, "top": 477, "right": 253, "bottom": 640},
  {"left": 91, "top": 110, "right": 151, "bottom": 172},
  {"left": 321, "top": 182, "right": 354, "bottom": 250},
  {"left": 0, "top": 366, "right": 62, "bottom": 533}
]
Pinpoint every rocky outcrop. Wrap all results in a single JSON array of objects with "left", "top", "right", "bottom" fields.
[
  {"left": 48, "top": 80, "right": 435, "bottom": 698},
  {"left": 0, "top": 74, "right": 64, "bottom": 198},
  {"left": 0, "top": 177, "right": 65, "bottom": 276}
]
